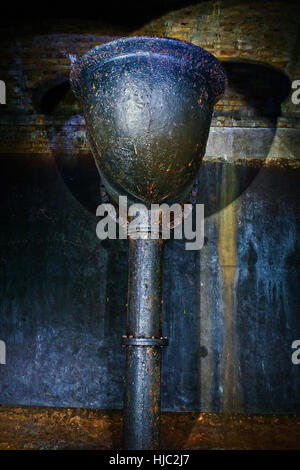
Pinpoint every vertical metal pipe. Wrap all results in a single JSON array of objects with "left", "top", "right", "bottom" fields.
[
  {"left": 122, "top": 236, "right": 167, "bottom": 450},
  {"left": 70, "top": 35, "right": 226, "bottom": 453}
]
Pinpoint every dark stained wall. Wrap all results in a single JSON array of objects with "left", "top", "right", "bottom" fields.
[{"left": 0, "top": 0, "right": 299, "bottom": 412}]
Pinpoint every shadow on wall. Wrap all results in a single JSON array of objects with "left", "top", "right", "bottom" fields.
[
  {"left": 197, "top": 60, "right": 291, "bottom": 218},
  {"left": 35, "top": 60, "right": 291, "bottom": 218},
  {"left": 221, "top": 60, "right": 291, "bottom": 124}
]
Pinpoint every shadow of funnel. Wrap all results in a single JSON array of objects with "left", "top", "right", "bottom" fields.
[
  {"left": 70, "top": 36, "right": 226, "bottom": 450},
  {"left": 196, "top": 60, "right": 291, "bottom": 218}
]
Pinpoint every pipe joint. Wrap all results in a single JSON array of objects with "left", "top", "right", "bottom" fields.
[{"left": 121, "top": 336, "right": 168, "bottom": 348}]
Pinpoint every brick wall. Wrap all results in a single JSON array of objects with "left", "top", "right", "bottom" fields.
[{"left": 0, "top": 0, "right": 299, "bottom": 156}]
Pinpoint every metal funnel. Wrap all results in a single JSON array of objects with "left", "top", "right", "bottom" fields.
[{"left": 70, "top": 36, "right": 225, "bottom": 449}]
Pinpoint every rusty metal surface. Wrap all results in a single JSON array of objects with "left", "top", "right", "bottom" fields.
[
  {"left": 123, "top": 238, "right": 165, "bottom": 449},
  {"left": 0, "top": 405, "right": 299, "bottom": 450}
]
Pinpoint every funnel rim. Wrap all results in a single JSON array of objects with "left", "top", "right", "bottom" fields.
[{"left": 70, "top": 35, "right": 226, "bottom": 104}]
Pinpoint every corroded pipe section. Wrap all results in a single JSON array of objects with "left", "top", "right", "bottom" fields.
[{"left": 122, "top": 236, "right": 166, "bottom": 449}]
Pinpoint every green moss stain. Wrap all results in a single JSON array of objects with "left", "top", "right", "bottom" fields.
[{"left": 217, "top": 162, "right": 242, "bottom": 412}]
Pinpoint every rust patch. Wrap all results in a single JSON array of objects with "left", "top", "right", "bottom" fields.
[{"left": 0, "top": 406, "right": 299, "bottom": 450}]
